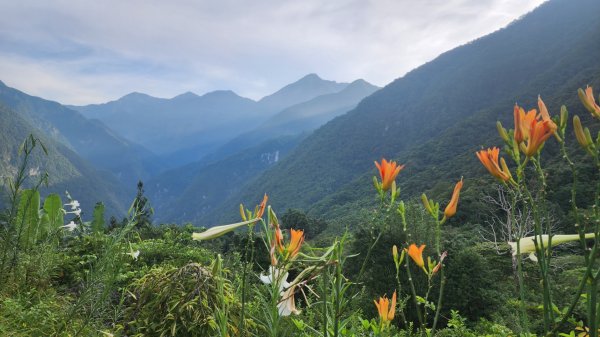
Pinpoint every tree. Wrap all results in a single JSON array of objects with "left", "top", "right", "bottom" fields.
[
  {"left": 132, "top": 181, "right": 153, "bottom": 231},
  {"left": 281, "top": 209, "right": 327, "bottom": 239}
]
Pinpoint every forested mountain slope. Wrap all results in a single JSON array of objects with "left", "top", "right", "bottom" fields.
[
  {"left": 208, "top": 0, "right": 600, "bottom": 225},
  {"left": 0, "top": 81, "right": 158, "bottom": 186},
  {"left": 0, "top": 103, "right": 128, "bottom": 216}
]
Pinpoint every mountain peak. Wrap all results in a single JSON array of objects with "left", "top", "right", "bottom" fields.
[
  {"left": 258, "top": 74, "right": 348, "bottom": 112},
  {"left": 202, "top": 90, "right": 238, "bottom": 98},
  {"left": 119, "top": 92, "right": 156, "bottom": 102},
  {"left": 347, "top": 79, "right": 375, "bottom": 88},
  {"left": 340, "top": 79, "right": 379, "bottom": 94},
  {"left": 298, "top": 73, "right": 322, "bottom": 81},
  {"left": 349, "top": 79, "right": 368, "bottom": 85},
  {"left": 172, "top": 91, "right": 200, "bottom": 100}
]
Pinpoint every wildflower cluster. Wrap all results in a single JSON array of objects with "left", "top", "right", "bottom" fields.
[
  {"left": 370, "top": 158, "right": 463, "bottom": 335},
  {"left": 475, "top": 86, "right": 600, "bottom": 336},
  {"left": 194, "top": 194, "right": 326, "bottom": 337}
]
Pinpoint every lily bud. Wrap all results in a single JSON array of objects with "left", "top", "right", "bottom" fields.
[
  {"left": 269, "top": 207, "right": 279, "bottom": 228},
  {"left": 421, "top": 193, "right": 432, "bottom": 213},
  {"left": 578, "top": 88, "right": 591, "bottom": 111},
  {"left": 239, "top": 204, "right": 247, "bottom": 221},
  {"left": 444, "top": 178, "right": 464, "bottom": 219},
  {"left": 578, "top": 87, "right": 600, "bottom": 118},
  {"left": 560, "top": 105, "right": 568, "bottom": 130},
  {"left": 584, "top": 127, "right": 594, "bottom": 148},
  {"left": 192, "top": 218, "right": 260, "bottom": 241},
  {"left": 499, "top": 157, "right": 513, "bottom": 181},
  {"left": 496, "top": 121, "right": 509, "bottom": 142},
  {"left": 573, "top": 116, "right": 589, "bottom": 148},
  {"left": 373, "top": 176, "right": 381, "bottom": 192},
  {"left": 390, "top": 180, "right": 398, "bottom": 203}
]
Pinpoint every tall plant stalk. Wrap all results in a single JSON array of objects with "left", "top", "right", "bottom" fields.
[{"left": 239, "top": 224, "right": 255, "bottom": 336}]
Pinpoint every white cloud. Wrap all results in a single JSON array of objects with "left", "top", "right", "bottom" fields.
[{"left": 0, "top": 0, "right": 546, "bottom": 105}]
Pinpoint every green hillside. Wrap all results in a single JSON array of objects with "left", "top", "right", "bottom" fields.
[
  {"left": 148, "top": 134, "right": 306, "bottom": 224},
  {"left": 208, "top": 0, "right": 600, "bottom": 225},
  {"left": 0, "top": 81, "right": 159, "bottom": 186},
  {"left": 0, "top": 103, "right": 128, "bottom": 216}
]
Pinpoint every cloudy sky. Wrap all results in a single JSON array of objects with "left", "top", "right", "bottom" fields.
[{"left": 0, "top": 0, "right": 546, "bottom": 105}]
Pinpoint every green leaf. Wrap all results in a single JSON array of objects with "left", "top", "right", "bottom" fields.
[
  {"left": 16, "top": 189, "right": 40, "bottom": 248},
  {"left": 92, "top": 202, "right": 105, "bottom": 234},
  {"left": 43, "top": 193, "right": 63, "bottom": 231}
]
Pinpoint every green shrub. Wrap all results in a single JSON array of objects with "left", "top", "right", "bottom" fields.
[{"left": 122, "top": 263, "right": 229, "bottom": 336}]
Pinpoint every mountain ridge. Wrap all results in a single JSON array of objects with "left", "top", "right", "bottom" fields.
[
  {"left": 70, "top": 74, "right": 351, "bottom": 167},
  {"left": 0, "top": 102, "right": 129, "bottom": 217},
  {"left": 0, "top": 81, "right": 160, "bottom": 186}
]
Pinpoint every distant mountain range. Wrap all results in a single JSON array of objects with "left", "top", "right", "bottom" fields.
[
  {"left": 1, "top": 74, "right": 378, "bottom": 221},
  {"left": 145, "top": 77, "right": 379, "bottom": 223},
  {"left": 206, "top": 79, "right": 379, "bottom": 163},
  {"left": 69, "top": 90, "right": 257, "bottom": 158},
  {"left": 69, "top": 73, "right": 369, "bottom": 169}
]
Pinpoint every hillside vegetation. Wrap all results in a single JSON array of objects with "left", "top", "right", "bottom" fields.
[{"left": 210, "top": 0, "right": 600, "bottom": 227}]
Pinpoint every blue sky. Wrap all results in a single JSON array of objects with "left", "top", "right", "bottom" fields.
[{"left": 0, "top": 0, "right": 546, "bottom": 105}]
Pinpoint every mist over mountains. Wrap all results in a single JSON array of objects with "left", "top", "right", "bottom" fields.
[{"left": 0, "top": 73, "right": 379, "bottom": 220}]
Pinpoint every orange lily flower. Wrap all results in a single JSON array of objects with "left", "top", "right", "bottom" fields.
[
  {"left": 579, "top": 86, "right": 600, "bottom": 119},
  {"left": 274, "top": 228, "right": 305, "bottom": 261},
  {"left": 274, "top": 228, "right": 284, "bottom": 251},
  {"left": 523, "top": 118, "right": 554, "bottom": 157},
  {"left": 374, "top": 158, "right": 405, "bottom": 191},
  {"left": 239, "top": 194, "right": 269, "bottom": 221},
  {"left": 537, "top": 96, "right": 557, "bottom": 133},
  {"left": 374, "top": 290, "right": 396, "bottom": 323},
  {"left": 270, "top": 226, "right": 284, "bottom": 265},
  {"left": 256, "top": 194, "right": 268, "bottom": 219},
  {"left": 476, "top": 147, "right": 512, "bottom": 182},
  {"left": 513, "top": 101, "right": 555, "bottom": 156},
  {"left": 444, "top": 177, "right": 463, "bottom": 218},
  {"left": 286, "top": 229, "right": 305, "bottom": 258},
  {"left": 407, "top": 244, "right": 426, "bottom": 269},
  {"left": 514, "top": 104, "right": 537, "bottom": 144}
]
